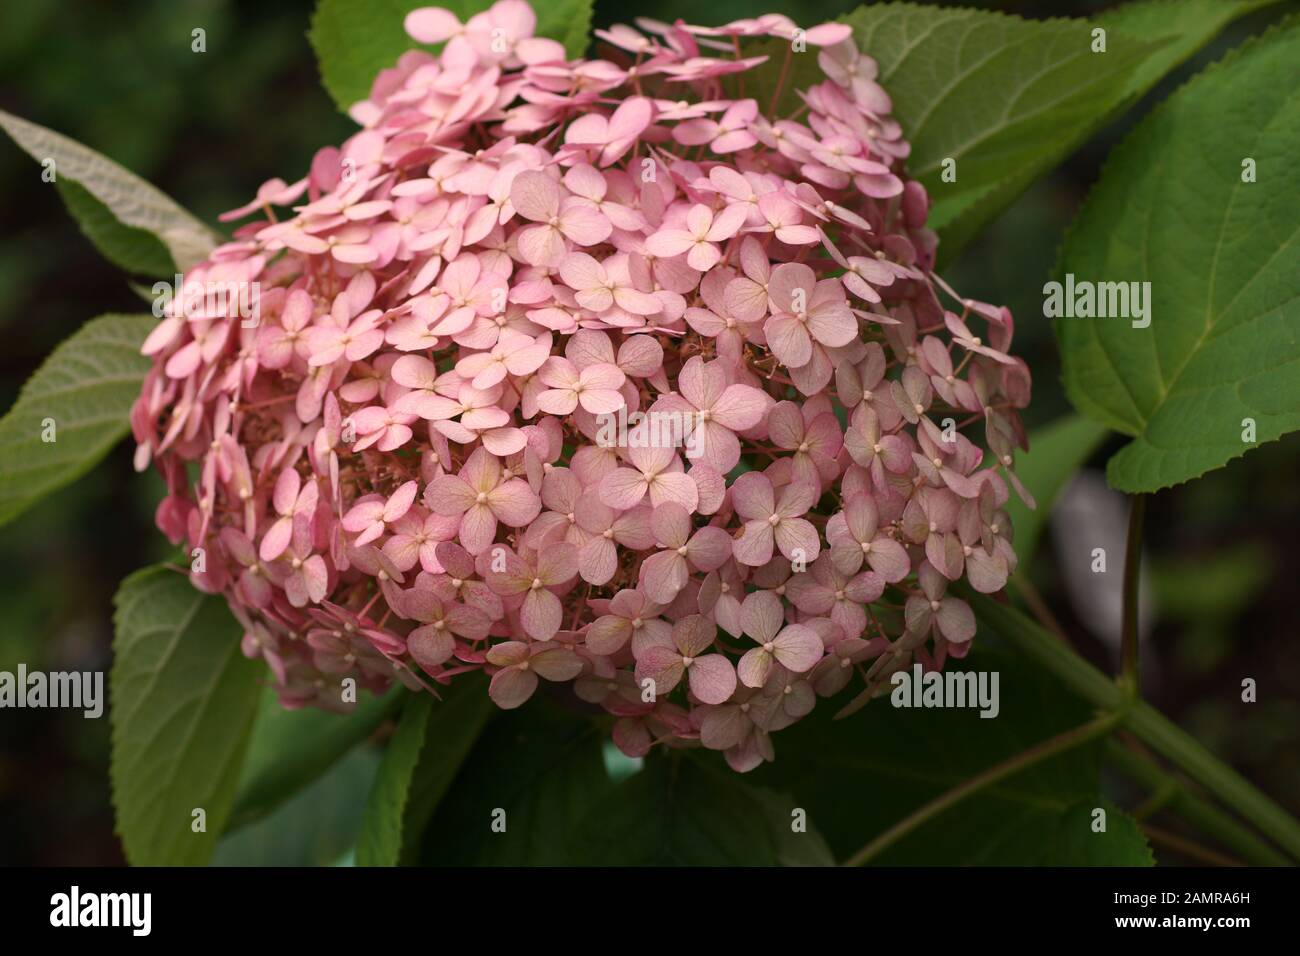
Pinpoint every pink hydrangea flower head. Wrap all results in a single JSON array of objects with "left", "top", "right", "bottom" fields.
[{"left": 131, "top": 0, "right": 1033, "bottom": 767}]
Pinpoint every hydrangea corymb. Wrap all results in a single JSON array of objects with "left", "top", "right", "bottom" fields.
[{"left": 132, "top": 0, "right": 1032, "bottom": 772}]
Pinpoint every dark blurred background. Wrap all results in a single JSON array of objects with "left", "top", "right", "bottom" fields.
[{"left": 0, "top": 0, "right": 1295, "bottom": 865}]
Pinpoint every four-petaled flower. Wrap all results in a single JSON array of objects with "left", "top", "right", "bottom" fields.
[
  {"left": 634, "top": 614, "right": 737, "bottom": 705},
  {"left": 731, "top": 472, "right": 820, "bottom": 566},
  {"left": 426, "top": 448, "right": 542, "bottom": 553},
  {"left": 736, "top": 590, "right": 824, "bottom": 687}
]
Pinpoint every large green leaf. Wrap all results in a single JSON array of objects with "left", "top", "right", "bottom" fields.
[
  {"left": 55, "top": 179, "right": 177, "bottom": 277},
  {"left": 1099, "top": 0, "right": 1284, "bottom": 106},
  {"left": 0, "top": 108, "right": 215, "bottom": 271},
  {"left": 752, "top": 648, "right": 1152, "bottom": 865},
  {"left": 580, "top": 754, "right": 834, "bottom": 866},
  {"left": 213, "top": 745, "right": 382, "bottom": 866},
  {"left": 1056, "top": 18, "right": 1300, "bottom": 492},
  {"left": 226, "top": 685, "right": 400, "bottom": 831},
  {"left": 840, "top": 3, "right": 1160, "bottom": 242},
  {"left": 418, "top": 695, "right": 613, "bottom": 865},
  {"left": 934, "top": 0, "right": 1285, "bottom": 260},
  {"left": 356, "top": 677, "right": 494, "bottom": 866},
  {"left": 0, "top": 313, "right": 154, "bottom": 529},
  {"left": 310, "top": 0, "right": 594, "bottom": 112},
  {"left": 111, "top": 567, "right": 262, "bottom": 866},
  {"left": 750, "top": 2, "right": 1273, "bottom": 261}
]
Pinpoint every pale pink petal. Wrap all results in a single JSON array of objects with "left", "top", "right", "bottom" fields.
[
  {"left": 585, "top": 614, "right": 632, "bottom": 655},
  {"left": 408, "top": 625, "right": 456, "bottom": 670},
  {"left": 634, "top": 645, "right": 685, "bottom": 696},
  {"left": 737, "top": 647, "right": 773, "bottom": 688},
  {"left": 383, "top": 480, "right": 418, "bottom": 521},
  {"left": 488, "top": 479, "right": 542, "bottom": 526},
  {"left": 733, "top": 522, "right": 774, "bottom": 566},
  {"left": 647, "top": 471, "right": 698, "bottom": 511},
  {"left": 258, "top": 516, "right": 294, "bottom": 562},
  {"left": 458, "top": 503, "right": 498, "bottom": 554},
  {"left": 711, "top": 384, "right": 766, "bottom": 430},
  {"left": 867, "top": 537, "right": 910, "bottom": 583},
  {"left": 729, "top": 472, "right": 775, "bottom": 519},
  {"left": 426, "top": 475, "right": 477, "bottom": 515},
  {"left": 531, "top": 647, "right": 584, "bottom": 681},
  {"left": 489, "top": 666, "right": 539, "bottom": 709},
  {"left": 937, "top": 598, "right": 976, "bottom": 643},
  {"left": 644, "top": 229, "right": 696, "bottom": 258},
  {"left": 510, "top": 170, "right": 560, "bottom": 222},
  {"left": 687, "top": 654, "right": 736, "bottom": 705},
  {"left": 559, "top": 200, "right": 612, "bottom": 246},
  {"left": 773, "top": 625, "right": 824, "bottom": 673},
  {"left": 640, "top": 550, "right": 688, "bottom": 605},
  {"left": 684, "top": 527, "right": 732, "bottom": 571},
  {"left": 521, "top": 588, "right": 563, "bottom": 641},
  {"left": 599, "top": 468, "right": 648, "bottom": 510},
  {"left": 764, "top": 314, "right": 812, "bottom": 368},
  {"left": 580, "top": 537, "right": 618, "bottom": 586},
  {"left": 405, "top": 8, "right": 462, "bottom": 43},
  {"left": 774, "top": 517, "right": 820, "bottom": 562}
]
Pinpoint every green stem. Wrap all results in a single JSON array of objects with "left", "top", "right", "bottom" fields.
[
  {"left": 1119, "top": 494, "right": 1146, "bottom": 697},
  {"left": 1104, "top": 739, "right": 1290, "bottom": 866},
  {"left": 843, "top": 713, "right": 1121, "bottom": 867},
  {"left": 969, "top": 589, "right": 1300, "bottom": 862}
]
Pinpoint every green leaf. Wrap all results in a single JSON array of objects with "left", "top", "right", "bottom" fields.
[
  {"left": 355, "top": 693, "right": 433, "bottom": 866},
  {"left": 1056, "top": 800, "right": 1155, "bottom": 866},
  {"left": 1056, "top": 18, "right": 1300, "bottom": 492},
  {"left": 752, "top": 785, "right": 837, "bottom": 866},
  {"left": 0, "top": 108, "right": 216, "bottom": 271},
  {"left": 580, "top": 754, "right": 834, "bottom": 866},
  {"left": 310, "top": 0, "right": 593, "bottom": 112},
  {"left": 1099, "top": 0, "right": 1284, "bottom": 106},
  {"left": 529, "top": 0, "right": 592, "bottom": 65},
  {"left": 110, "top": 566, "right": 262, "bottom": 866},
  {"left": 226, "top": 685, "right": 400, "bottom": 832},
  {"left": 841, "top": 4, "right": 1160, "bottom": 240},
  {"left": 750, "top": 2, "right": 1269, "bottom": 261},
  {"left": 213, "top": 745, "right": 382, "bottom": 866},
  {"left": 1002, "top": 414, "right": 1109, "bottom": 573},
  {"left": 752, "top": 648, "right": 1152, "bottom": 865},
  {"left": 55, "top": 179, "right": 176, "bottom": 277},
  {"left": 932, "top": 0, "right": 1282, "bottom": 261},
  {"left": 0, "top": 314, "right": 154, "bottom": 529},
  {"left": 356, "top": 677, "right": 494, "bottom": 866},
  {"left": 418, "top": 695, "right": 613, "bottom": 865}
]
